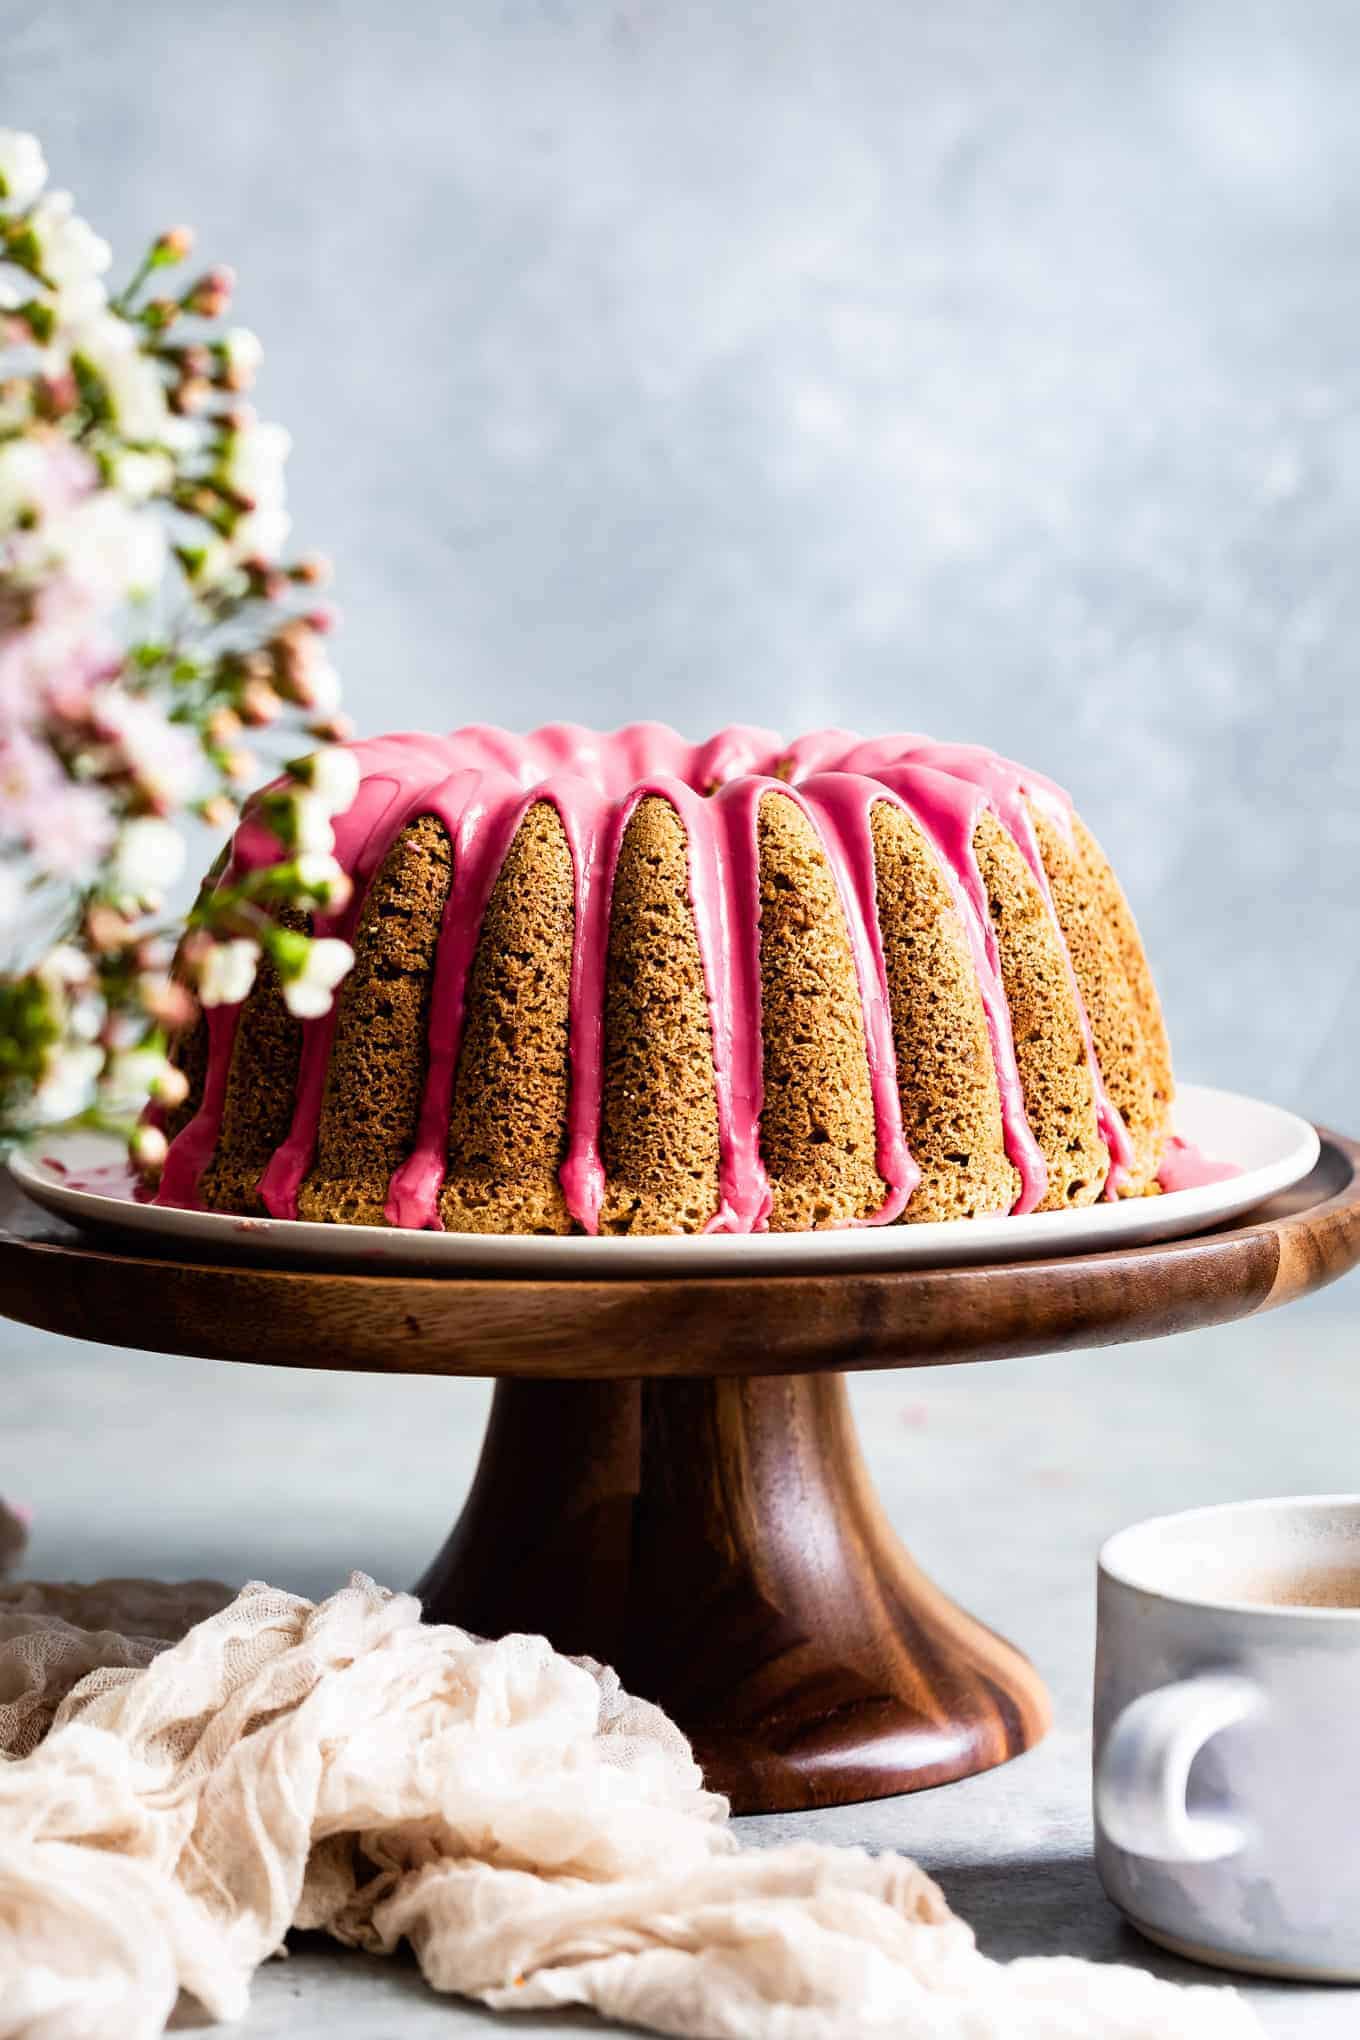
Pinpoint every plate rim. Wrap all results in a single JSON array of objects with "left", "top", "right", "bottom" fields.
[{"left": 6, "top": 1083, "right": 1323, "bottom": 1279}]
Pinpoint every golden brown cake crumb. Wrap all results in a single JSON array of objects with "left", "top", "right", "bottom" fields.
[
  {"left": 1074, "top": 814, "right": 1175, "bottom": 1155},
  {"left": 1030, "top": 803, "right": 1164, "bottom": 1195},
  {"left": 599, "top": 795, "right": 722, "bottom": 1233},
  {"left": 972, "top": 810, "right": 1107, "bottom": 1211},
  {"left": 199, "top": 907, "right": 309, "bottom": 1214},
  {"left": 161, "top": 845, "right": 229, "bottom": 1142},
  {"left": 757, "top": 791, "right": 886, "bottom": 1230},
  {"left": 163, "top": 1010, "right": 209, "bottom": 1143},
  {"left": 440, "top": 800, "right": 576, "bottom": 1235},
  {"left": 871, "top": 800, "right": 1020, "bottom": 1221},
  {"left": 299, "top": 816, "right": 452, "bottom": 1225}
]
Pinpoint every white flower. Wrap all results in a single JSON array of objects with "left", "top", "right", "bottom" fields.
[
  {"left": 198, "top": 937, "right": 260, "bottom": 1008},
  {"left": 71, "top": 314, "right": 168, "bottom": 442},
  {"left": 50, "top": 489, "right": 166, "bottom": 599},
  {"left": 30, "top": 1042, "right": 102, "bottom": 1124},
  {"left": 299, "top": 645, "right": 340, "bottom": 714},
  {"left": 0, "top": 864, "right": 20, "bottom": 930},
  {"left": 290, "top": 792, "right": 336, "bottom": 856},
  {"left": 0, "top": 130, "right": 47, "bottom": 210},
  {"left": 230, "top": 505, "right": 292, "bottom": 561},
  {"left": 159, "top": 415, "right": 201, "bottom": 456},
  {"left": 280, "top": 936, "right": 353, "bottom": 1019},
  {"left": 0, "top": 381, "right": 29, "bottom": 433},
  {"left": 293, "top": 850, "right": 350, "bottom": 907},
  {"left": 129, "top": 1122, "right": 168, "bottom": 1172},
  {"left": 185, "top": 536, "right": 233, "bottom": 588},
  {"left": 293, "top": 850, "right": 341, "bottom": 887},
  {"left": 110, "top": 449, "right": 173, "bottom": 503},
  {"left": 221, "top": 326, "right": 263, "bottom": 383},
  {"left": 29, "top": 191, "right": 111, "bottom": 322},
  {"left": 37, "top": 943, "right": 94, "bottom": 991},
  {"left": 0, "top": 436, "right": 94, "bottom": 533},
  {"left": 89, "top": 684, "right": 200, "bottom": 807},
  {"left": 66, "top": 990, "right": 104, "bottom": 1042},
  {"left": 0, "top": 441, "right": 54, "bottom": 532},
  {"left": 299, "top": 745, "right": 360, "bottom": 815},
  {"left": 112, "top": 816, "right": 185, "bottom": 898},
  {"left": 221, "top": 417, "right": 290, "bottom": 506},
  {"left": 218, "top": 416, "right": 292, "bottom": 560},
  {"left": 100, "top": 1044, "right": 172, "bottom": 1118},
  {"left": 148, "top": 1061, "right": 189, "bottom": 1108}
]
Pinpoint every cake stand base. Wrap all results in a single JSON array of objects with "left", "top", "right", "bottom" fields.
[
  {"left": 3, "top": 1122, "right": 1359, "bottom": 1817},
  {"left": 418, "top": 1373, "right": 1046, "bottom": 1810}
]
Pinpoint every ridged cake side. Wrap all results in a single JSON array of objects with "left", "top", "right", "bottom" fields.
[
  {"left": 598, "top": 795, "right": 722, "bottom": 1235},
  {"left": 299, "top": 816, "right": 452, "bottom": 1226},
  {"left": 1029, "top": 805, "right": 1164, "bottom": 1197},
  {"left": 1073, "top": 815, "right": 1175, "bottom": 1147},
  {"left": 971, "top": 812, "right": 1108, "bottom": 1211},
  {"left": 435, "top": 801, "right": 577, "bottom": 1235},
  {"left": 757, "top": 791, "right": 886, "bottom": 1231},
  {"left": 197, "top": 906, "right": 308, "bottom": 1215},
  {"left": 157, "top": 724, "right": 1178, "bottom": 1235},
  {"left": 870, "top": 800, "right": 1020, "bottom": 1223}
]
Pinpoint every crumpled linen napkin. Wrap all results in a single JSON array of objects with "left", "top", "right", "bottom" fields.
[{"left": 0, "top": 1572, "right": 1259, "bottom": 2040}]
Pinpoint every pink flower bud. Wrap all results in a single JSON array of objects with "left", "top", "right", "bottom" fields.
[
  {"left": 207, "top": 706, "right": 243, "bottom": 747},
  {"left": 184, "top": 265, "right": 235, "bottom": 317},
  {"left": 177, "top": 930, "right": 215, "bottom": 973},
  {"left": 308, "top": 713, "right": 356, "bottom": 744},
  {"left": 85, "top": 905, "right": 132, "bottom": 954},
  {"left": 242, "top": 556, "right": 288, "bottom": 602},
  {"left": 155, "top": 982, "right": 198, "bottom": 1031},
  {"left": 239, "top": 678, "right": 282, "bottom": 727},
  {"left": 134, "top": 936, "right": 168, "bottom": 973},
  {"left": 155, "top": 225, "right": 196, "bottom": 263},
  {"left": 292, "top": 552, "right": 333, "bottom": 587},
  {"left": 171, "top": 375, "right": 213, "bottom": 417},
  {"left": 199, "top": 795, "right": 238, "bottom": 831},
  {"left": 304, "top": 605, "right": 338, "bottom": 635},
  {"left": 36, "top": 370, "right": 77, "bottom": 419}
]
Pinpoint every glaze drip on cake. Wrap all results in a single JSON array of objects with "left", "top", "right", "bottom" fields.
[{"left": 156, "top": 725, "right": 1178, "bottom": 1235}]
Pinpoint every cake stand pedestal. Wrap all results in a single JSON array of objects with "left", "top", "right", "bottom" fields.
[{"left": 3, "top": 1126, "right": 1359, "bottom": 1814}]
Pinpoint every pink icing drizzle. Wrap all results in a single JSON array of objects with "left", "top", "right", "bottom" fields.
[
  {"left": 155, "top": 724, "right": 1140, "bottom": 1232},
  {"left": 1157, "top": 1137, "right": 1240, "bottom": 1194},
  {"left": 844, "top": 737, "right": 1136, "bottom": 1196}
]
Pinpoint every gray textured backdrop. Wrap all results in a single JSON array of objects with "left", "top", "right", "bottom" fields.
[{"left": 9, "top": 0, "right": 1359, "bottom": 1124}]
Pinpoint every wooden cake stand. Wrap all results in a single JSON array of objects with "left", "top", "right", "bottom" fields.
[{"left": 3, "top": 1126, "right": 1359, "bottom": 1815}]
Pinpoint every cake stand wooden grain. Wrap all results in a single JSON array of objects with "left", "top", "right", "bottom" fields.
[{"left": 4, "top": 1126, "right": 1359, "bottom": 1815}]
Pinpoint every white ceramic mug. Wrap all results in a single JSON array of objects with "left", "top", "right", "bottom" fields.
[{"left": 1094, "top": 1494, "right": 1360, "bottom": 1980}]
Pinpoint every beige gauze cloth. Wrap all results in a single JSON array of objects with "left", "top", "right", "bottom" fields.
[{"left": 0, "top": 1571, "right": 1260, "bottom": 2040}]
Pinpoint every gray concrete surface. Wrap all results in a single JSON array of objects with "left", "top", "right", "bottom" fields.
[
  {"left": 3, "top": 1276, "right": 1357, "bottom": 2034},
  {"left": 7, "top": 0, "right": 1360, "bottom": 1136}
]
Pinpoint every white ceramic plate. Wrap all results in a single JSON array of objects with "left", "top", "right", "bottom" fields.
[{"left": 7, "top": 1084, "right": 1320, "bottom": 1277}]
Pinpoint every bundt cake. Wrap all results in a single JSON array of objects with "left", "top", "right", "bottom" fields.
[{"left": 155, "top": 724, "right": 1179, "bottom": 1234}]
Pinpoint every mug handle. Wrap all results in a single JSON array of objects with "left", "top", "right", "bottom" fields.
[{"left": 1096, "top": 1673, "right": 1262, "bottom": 1863}]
